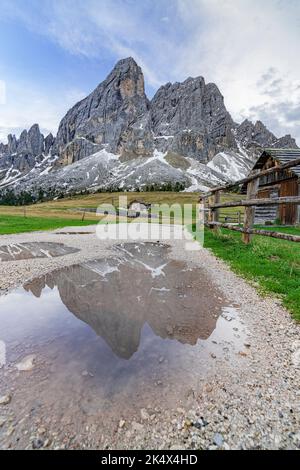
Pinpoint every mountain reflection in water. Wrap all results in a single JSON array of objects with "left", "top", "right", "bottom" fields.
[
  {"left": 0, "top": 242, "right": 79, "bottom": 262},
  {"left": 23, "top": 243, "right": 221, "bottom": 360}
]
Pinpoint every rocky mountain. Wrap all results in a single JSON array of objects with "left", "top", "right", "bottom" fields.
[{"left": 0, "top": 57, "right": 298, "bottom": 201}]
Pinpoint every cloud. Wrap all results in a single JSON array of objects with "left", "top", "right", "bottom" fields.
[
  {"left": 0, "top": 80, "right": 86, "bottom": 143},
  {"left": 246, "top": 67, "right": 300, "bottom": 140},
  {"left": 0, "top": 0, "right": 300, "bottom": 143}
]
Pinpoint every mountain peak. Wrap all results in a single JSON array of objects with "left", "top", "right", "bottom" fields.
[
  {"left": 54, "top": 56, "right": 150, "bottom": 163},
  {"left": 114, "top": 56, "right": 139, "bottom": 69},
  {"left": 0, "top": 57, "right": 298, "bottom": 198}
]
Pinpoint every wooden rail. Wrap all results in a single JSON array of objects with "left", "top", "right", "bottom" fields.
[
  {"left": 202, "top": 156, "right": 300, "bottom": 244},
  {"left": 207, "top": 222, "right": 300, "bottom": 242},
  {"left": 211, "top": 196, "right": 300, "bottom": 209}
]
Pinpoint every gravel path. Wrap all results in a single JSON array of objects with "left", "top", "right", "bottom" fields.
[{"left": 0, "top": 225, "right": 299, "bottom": 450}]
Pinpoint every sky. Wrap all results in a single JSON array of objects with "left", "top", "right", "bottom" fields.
[{"left": 0, "top": 0, "right": 299, "bottom": 144}]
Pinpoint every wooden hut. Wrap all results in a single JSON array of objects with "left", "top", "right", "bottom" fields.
[
  {"left": 251, "top": 149, "right": 300, "bottom": 225},
  {"left": 127, "top": 199, "right": 150, "bottom": 218}
]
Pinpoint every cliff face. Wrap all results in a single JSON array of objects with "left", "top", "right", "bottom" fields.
[
  {"left": 0, "top": 124, "right": 57, "bottom": 184},
  {"left": 151, "top": 78, "right": 236, "bottom": 162},
  {"left": 54, "top": 62, "right": 240, "bottom": 165},
  {"left": 0, "top": 57, "right": 298, "bottom": 197},
  {"left": 54, "top": 57, "right": 153, "bottom": 164}
]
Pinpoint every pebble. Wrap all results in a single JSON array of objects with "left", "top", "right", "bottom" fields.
[
  {"left": 32, "top": 438, "right": 44, "bottom": 449},
  {"left": 131, "top": 422, "right": 144, "bottom": 432},
  {"left": 15, "top": 355, "right": 36, "bottom": 372},
  {"left": 213, "top": 433, "right": 224, "bottom": 447},
  {"left": 0, "top": 394, "right": 12, "bottom": 405},
  {"left": 140, "top": 409, "right": 150, "bottom": 420},
  {"left": 291, "top": 350, "right": 300, "bottom": 368},
  {"left": 6, "top": 425, "right": 15, "bottom": 437},
  {"left": 0, "top": 416, "right": 7, "bottom": 427}
]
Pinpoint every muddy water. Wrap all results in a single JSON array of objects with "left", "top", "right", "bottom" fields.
[
  {"left": 0, "top": 242, "right": 80, "bottom": 262},
  {"left": 0, "top": 242, "right": 246, "bottom": 448}
]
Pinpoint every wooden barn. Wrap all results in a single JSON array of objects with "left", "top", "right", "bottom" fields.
[{"left": 251, "top": 148, "right": 300, "bottom": 225}]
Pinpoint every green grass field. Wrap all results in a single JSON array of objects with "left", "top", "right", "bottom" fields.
[
  {"left": 0, "top": 214, "right": 97, "bottom": 235},
  {"left": 201, "top": 226, "right": 300, "bottom": 321},
  {"left": 0, "top": 191, "right": 200, "bottom": 232}
]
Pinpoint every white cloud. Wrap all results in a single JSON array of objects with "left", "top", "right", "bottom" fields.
[{"left": 0, "top": 80, "right": 86, "bottom": 143}]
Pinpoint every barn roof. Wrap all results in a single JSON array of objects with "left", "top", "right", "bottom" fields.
[
  {"left": 127, "top": 199, "right": 150, "bottom": 208},
  {"left": 253, "top": 148, "right": 300, "bottom": 178}
]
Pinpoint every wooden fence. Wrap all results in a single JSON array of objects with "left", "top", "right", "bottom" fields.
[{"left": 200, "top": 157, "right": 300, "bottom": 244}]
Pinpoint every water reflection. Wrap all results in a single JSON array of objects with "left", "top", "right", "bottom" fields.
[
  {"left": 0, "top": 242, "right": 79, "bottom": 262},
  {"left": 23, "top": 242, "right": 220, "bottom": 359}
]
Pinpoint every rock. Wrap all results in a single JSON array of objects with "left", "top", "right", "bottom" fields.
[
  {"left": 0, "top": 57, "right": 298, "bottom": 198},
  {"left": 151, "top": 78, "right": 236, "bottom": 162},
  {"left": 236, "top": 120, "right": 276, "bottom": 149},
  {"left": 32, "top": 437, "right": 44, "bottom": 449},
  {"left": 193, "top": 417, "right": 209, "bottom": 429},
  {"left": 131, "top": 421, "right": 144, "bottom": 432},
  {"left": 0, "top": 416, "right": 7, "bottom": 427},
  {"left": 140, "top": 408, "right": 150, "bottom": 421},
  {"left": 213, "top": 432, "right": 224, "bottom": 447},
  {"left": 37, "top": 427, "right": 46, "bottom": 435},
  {"left": 291, "top": 349, "right": 300, "bottom": 368},
  {"left": 0, "top": 394, "right": 12, "bottom": 405},
  {"left": 55, "top": 57, "right": 152, "bottom": 164},
  {"left": 16, "top": 354, "right": 36, "bottom": 371},
  {"left": 238, "top": 351, "right": 248, "bottom": 357},
  {"left": 119, "top": 419, "right": 126, "bottom": 429},
  {"left": 184, "top": 418, "right": 193, "bottom": 428},
  {"left": 44, "top": 133, "right": 55, "bottom": 155},
  {"left": 6, "top": 425, "right": 15, "bottom": 437},
  {"left": 43, "top": 438, "right": 51, "bottom": 448}
]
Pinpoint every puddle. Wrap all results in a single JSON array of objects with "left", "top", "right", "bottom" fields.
[
  {"left": 0, "top": 242, "right": 247, "bottom": 445},
  {"left": 0, "top": 242, "right": 80, "bottom": 262}
]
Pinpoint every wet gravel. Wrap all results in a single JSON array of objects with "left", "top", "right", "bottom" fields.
[{"left": 0, "top": 225, "right": 299, "bottom": 450}]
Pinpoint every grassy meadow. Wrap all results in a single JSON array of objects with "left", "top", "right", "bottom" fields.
[{"left": 201, "top": 226, "right": 300, "bottom": 321}]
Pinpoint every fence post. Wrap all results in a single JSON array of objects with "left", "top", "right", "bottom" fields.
[
  {"left": 212, "top": 190, "right": 220, "bottom": 231},
  {"left": 242, "top": 178, "right": 259, "bottom": 244},
  {"left": 207, "top": 195, "right": 213, "bottom": 224}
]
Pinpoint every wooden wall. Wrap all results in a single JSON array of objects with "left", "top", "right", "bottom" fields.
[{"left": 279, "top": 178, "right": 298, "bottom": 225}]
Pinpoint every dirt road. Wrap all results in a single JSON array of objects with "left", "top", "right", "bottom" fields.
[{"left": 0, "top": 226, "right": 299, "bottom": 449}]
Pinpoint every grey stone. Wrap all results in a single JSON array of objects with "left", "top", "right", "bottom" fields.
[
  {"left": 0, "top": 394, "right": 12, "bottom": 405},
  {"left": 55, "top": 57, "right": 152, "bottom": 164},
  {"left": 32, "top": 437, "right": 44, "bottom": 449},
  {"left": 213, "top": 432, "right": 224, "bottom": 447},
  {"left": 151, "top": 77, "right": 236, "bottom": 162}
]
